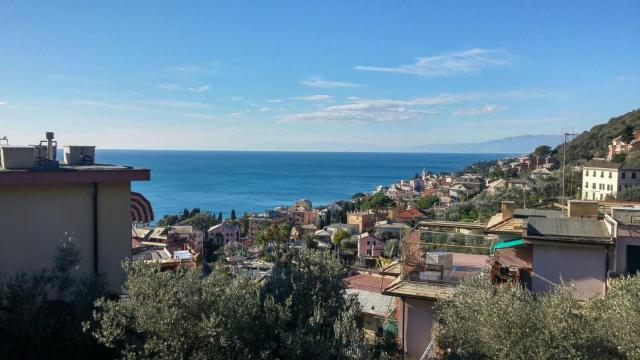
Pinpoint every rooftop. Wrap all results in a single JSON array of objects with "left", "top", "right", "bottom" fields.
[
  {"left": 525, "top": 217, "right": 611, "bottom": 243},
  {"left": 346, "top": 288, "right": 395, "bottom": 317},
  {"left": 0, "top": 163, "right": 150, "bottom": 185}
]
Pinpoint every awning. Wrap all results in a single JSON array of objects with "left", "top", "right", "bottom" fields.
[
  {"left": 131, "top": 191, "right": 154, "bottom": 223},
  {"left": 492, "top": 239, "right": 525, "bottom": 252}
]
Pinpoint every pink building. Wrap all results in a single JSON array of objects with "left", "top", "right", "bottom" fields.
[
  {"left": 207, "top": 223, "right": 240, "bottom": 245},
  {"left": 357, "top": 233, "right": 385, "bottom": 258},
  {"left": 608, "top": 131, "right": 640, "bottom": 160}
]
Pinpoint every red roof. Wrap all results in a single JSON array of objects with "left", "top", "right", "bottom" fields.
[
  {"left": 398, "top": 208, "right": 425, "bottom": 219},
  {"left": 346, "top": 273, "right": 396, "bottom": 294}
]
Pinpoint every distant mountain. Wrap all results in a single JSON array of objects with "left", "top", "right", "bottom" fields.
[
  {"left": 407, "top": 135, "right": 563, "bottom": 154},
  {"left": 251, "top": 134, "right": 562, "bottom": 154},
  {"left": 557, "top": 108, "right": 640, "bottom": 163}
]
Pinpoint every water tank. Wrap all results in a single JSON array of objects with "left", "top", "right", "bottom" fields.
[
  {"left": 64, "top": 146, "right": 96, "bottom": 165},
  {"left": 0, "top": 146, "right": 36, "bottom": 170}
]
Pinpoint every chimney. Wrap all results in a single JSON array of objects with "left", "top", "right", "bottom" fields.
[
  {"left": 46, "top": 132, "right": 54, "bottom": 161},
  {"left": 501, "top": 201, "right": 515, "bottom": 221}
]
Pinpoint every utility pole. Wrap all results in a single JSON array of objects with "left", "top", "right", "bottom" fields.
[{"left": 561, "top": 130, "right": 576, "bottom": 212}]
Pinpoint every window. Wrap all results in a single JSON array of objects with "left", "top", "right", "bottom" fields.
[
  {"left": 623, "top": 172, "right": 627, "bottom": 179},
  {"left": 592, "top": 183, "right": 596, "bottom": 189},
  {"left": 633, "top": 172, "right": 637, "bottom": 179},
  {"left": 600, "top": 193, "right": 604, "bottom": 200},
  {"left": 601, "top": 171, "right": 605, "bottom": 178},
  {"left": 609, "top": 172, "right": 612, "bottom": 178},
  {"left": 585, "top": 182, "right": 589, "bottom": 188}
]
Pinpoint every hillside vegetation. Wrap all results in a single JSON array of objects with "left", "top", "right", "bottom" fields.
[{"left": 557, "top": 108, "right": 640, "bottom": 163}]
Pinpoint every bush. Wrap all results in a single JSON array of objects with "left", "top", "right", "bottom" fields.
[{"left": 436, "top": 274, "right": 640, "bottom": 359}]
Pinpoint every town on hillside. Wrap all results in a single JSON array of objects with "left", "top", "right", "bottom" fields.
[{"left": 3, "top": 110, "right": 640, "bottom": 358}]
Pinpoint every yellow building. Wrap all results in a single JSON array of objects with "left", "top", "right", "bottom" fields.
[{"left": 0, "top": 136, "right": 150, "bottom": 292}]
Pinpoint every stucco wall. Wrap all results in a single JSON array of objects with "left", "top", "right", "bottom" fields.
[
  {"left": 532, "top": 244, "right": 606, "bottom": 299},
  {"left": 0, "top": 182, "right": 131, "bottom": 292},
  {"left": 614, "top": 236, "right": 640, "bottom": 274},
  {"left": 402, "top": 298, "right": 435, "bottom": 359}
]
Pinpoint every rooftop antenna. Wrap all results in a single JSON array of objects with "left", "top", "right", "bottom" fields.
[
  {"left": 0, "top": 136, "right": 7, "bottom": 146},
  {"left": 561, "top": 128, "right": 576, "bottom": 212}
]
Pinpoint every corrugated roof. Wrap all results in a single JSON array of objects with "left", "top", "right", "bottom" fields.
[
  {"left": 526, "top": 217, "right": 611, "bottom": 243},
  {"left": 514, "top": 208, "right": 564, "bottom": 218},
  {"left": 346, "top": 289, "right": 395, "bottom": 317}
]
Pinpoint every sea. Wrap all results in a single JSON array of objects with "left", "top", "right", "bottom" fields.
[{"left": 96, "top": 150, "right": 507, "bottom": 219}]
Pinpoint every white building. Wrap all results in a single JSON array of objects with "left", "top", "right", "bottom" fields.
[{"left": 582, "top": 160, "right": 640, "bottom": 201}]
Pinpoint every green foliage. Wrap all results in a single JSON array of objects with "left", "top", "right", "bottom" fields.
[
  {"left": 157, "top": 214, "right": 179, "bottom": 226},
  {"left": 615, "top": 186, "right": 640, "bottom": 201},
  {"left": 416, "top": 195, "right": 439, "bottom": 209},
  {"left": 256, "top": 223, "right": 291, "bottom": 254},
  {"left": 624, "top": 151, "right": 640, "bottom": 167},
  {"left": 352, "top": 192, "right": 367, "bottom": 199},
  {"left": 436, "top": 274, "right": 640, "bottom": 359},
  {"left": 556, "top": 108, "right": 640, "bottom": 163},
  {"left": 0, "top": 233, "right": 112, "bottom": 359},
  {"left": 341, "top": 238, "right": 358, "bottom": 250},
  {"left": 230, "top": 209, "right": 237, "bottom": 220},
  {"left": 333, "top": 228, "right": 351, "bottom": 245},
  {"left": 178, "top": 211, "right": 219, "bottom": 233},
  {"left": 383, "top": 239, "right": 399, "bottom": 258},
  {"left": 621, "top": 124, "right": 635, "bottom": 144},
  {"left": 421, "top": 231, "right": 489, "bottom": 255},
  {"left": 611, "top": 152, "right": 627, "bottom": 163},
  {"left": 362, "top": 193, "right": 395, "bottom": 211},
  {"left": 533, "top": 145, "right": 552, "bottom": 157},
  {"left": 86, "top": 250, "right": 372, "bottom": 359}
]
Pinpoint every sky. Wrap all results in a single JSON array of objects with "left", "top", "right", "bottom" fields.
[{"left": 0, "top": 1, "right": 639, "bottom": 151}]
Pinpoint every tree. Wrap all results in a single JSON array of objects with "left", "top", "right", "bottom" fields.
[
  {"left": 86, "top": 250, "right": 371, "bottom": 359},
  {"left": 533, "top": 145, "right": 552, "bottom": 157},
  {"left": 416, "top": 195, "right": 439, "bottom": 209},
  {"left": 383, "top": 239, "right": 399, "bottom": 258},
  {"left": 332, "top": 228, "right": 351, "bottom": 250},
  {"left": 362, "top": 193, "right": 395, "bottom": 211},
  {"left": 0, "top": 234, "right": 112, "bottom": 358},
  {"left": 625, "top": 151, "right": 640, "bottom": 167},
  {"left": 352, "top": 192, "right": 367, "bottom": 200},
  {"left": 435, "top": 274, "right": 640, "bottom": 359},
  {"left": 616, "top": 186, "right": 640, "bottom": 201},
  {"left": 230, "top": 209, "right": 237, "bottom": 220},
  {"left": 217, "top": 212, "right": 223, "bottom": 222},
  {"left": 157, "top": 214, "right": 179, "bottom": 226},
  {"left": 179, "top": 212, "right": 219, "bottom": 234},
  {"left": 621, "top": 124, "right": 635, "bottom": 144},
  {"left": 612, "top": 152, "right": 627, "bottom": 163}
]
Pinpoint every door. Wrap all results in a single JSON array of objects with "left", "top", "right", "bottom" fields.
[{"left": 626, "top": 245, "right": 640, "bottom": 274}]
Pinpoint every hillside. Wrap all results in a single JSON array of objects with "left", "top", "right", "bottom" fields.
[{"left": 557, "top": 108, "right": 640, "bottom": 163}]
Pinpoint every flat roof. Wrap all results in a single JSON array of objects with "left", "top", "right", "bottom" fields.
[
  {"left": 0, "top": 163, "right": 150, "bottom": 185},
  {"left": 525, "top": 217, "right": 611, "bottom": 244}
]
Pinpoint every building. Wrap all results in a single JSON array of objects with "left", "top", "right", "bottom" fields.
[
  {"left": 607, "top": 130, "right": 640, "bottom": 160},
  {"left": 0, "top": 133, "right": 150, "bottom": 291},
  {"left": 207, "top": 223, "right": 240, "bottom": 245},
  {"left": 345, "top": 273, "right": 397, "bottom": 342},
  {"left": 347, "top": 211, "right": 378, "bottom": 233},
  {"left": 582, "top": 160, "right": 640, "bottom": 201},
  {"left": 375, "top": 220, "right": 411, "bottom": 240},
  {"left": 356, "top": 233, "right": 385, "bottom": 258}
]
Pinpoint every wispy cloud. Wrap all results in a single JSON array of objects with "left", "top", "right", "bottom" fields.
[
  {"left": 139, "top": 100, "right": 210, "bottom": 109},
  {"left": 279, "top": 96, "right": 444, "bottom": 124},
  {"left": 259, "top": 107, "right": 271, "bottom": 112},
  {"left": 355, "top": 48, "right": 513, "bottom": 77},
  {"left": 69, "top": 100, "right": 148, "bottom": 112},
  {"left": 301, "top": 78, "right": 361, "bottom": 88},
  {"left": 267, "top": 99, "right": 284, "bottom": 103},
  {"left": 453, "top": 104, "right": 506, "bottom": 116},
  {"left": 179, "top": 112, "right": 220, "bottom": 121},
  {"left": 291, "top": 94, "right": 334, "bottom": 101},
  {"left": 0, "top": 100, "right": 8, "bottom": 108},
  {"left": 170, "top": 62, "right": 220, "bottom": 75},
  {"left": 189, "top": 85, "right": 212, "bottom": 92},
  {"left": 157, "top": 83, "right": 181, "bottom": 91}
]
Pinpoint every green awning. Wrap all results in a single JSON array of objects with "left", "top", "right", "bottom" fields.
[{"left": 492, "top": 239, "right": 525, "bottom": 251}]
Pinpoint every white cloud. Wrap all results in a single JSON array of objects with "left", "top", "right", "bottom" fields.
[
  {"left": 179, "top": 112, "right": 220, "bottom": 121},
  {"left": 157, "top": 83, "right": 181, "bottom": 91},
  {"left": 259, "top": 107, "right": 271, "bottom": 112},
  {"left": 267, "top": 99, "right": 284, "bottom": 103},
  {"left": 0, "top": 100, "right": 8, "bottom": 108},
  {"left": 69, "top": 100, "right": 148, "bottom": 112},
  {"left": 139, "top": 100, "right": 210, "bottom": 109},
  {"left": 189, "top": 85, "right": 211, "bottom": 92},
  {"left": 453, "top": 104, "right": 506, "bottom": 116},
  {"left": 279, "top": 96, "right": 442, "bottom": 124},
  {"left": 291, "top": 94, "right": 334, "bottom": 101},
  {"left": 230, "top": 112, "right": 243, "bottom": 117},
  {"left": 301, "top": 78, "right": 361, "bottom": 88},
  {"left": 354, "top": 48, "right": 513, "bottom": 77}
]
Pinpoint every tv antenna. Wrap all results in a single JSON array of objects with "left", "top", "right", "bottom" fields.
[{"left": 0, "top": 136, "right": 8, "bottom": 146}]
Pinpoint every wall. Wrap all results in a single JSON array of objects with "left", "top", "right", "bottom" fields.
[
  {"left": 582, "top": 168, "right": 619, "bottom": 201},
  {"left": 401, "top": 298, "right": 436, "bottom": 359},
  {"left": 532, "top": 243, "right": 606, "bottom": 299},
  {"left": 0, "top": 182, "right": 132, "bottom": 292}
]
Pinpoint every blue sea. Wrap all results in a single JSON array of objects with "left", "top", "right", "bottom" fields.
[{"left": 97, "top": 150, "right": 506, "bottom": 219}]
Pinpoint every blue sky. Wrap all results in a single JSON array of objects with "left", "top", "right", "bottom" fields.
[{"left": 0, "top": 1, "right": 639, "bottom": 150}]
